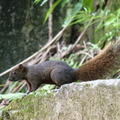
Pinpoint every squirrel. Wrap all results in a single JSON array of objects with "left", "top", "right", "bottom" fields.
[{"left": 9, "top": 39, "right": 120, "bottom": 93}]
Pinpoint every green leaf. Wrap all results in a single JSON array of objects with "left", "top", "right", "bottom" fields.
[
  {"left": 0, "top": 93, "right": 24, "bottom": 100},
  {"left": 40, "top": 0, "right": 48, "bottom": 6},
  {"left": 34, "top": 0, "right": 42, "bottom": 4},
  {"left": 62, "top": 2, "right": 82, "bottom": 27},
  {"left": 44, "top": 0, "right": 62, "bottom": 23},
  {"left": 61, "top": 0, "right": 70, "bottom": 7},
  {"left": 105, "top": 15, "right": 116, "bottom": 26},
  {"left": 83, "top": 0, "right": 94, "bottom": 11},
  {"left": 41, "top": 85, "right": 55, "bottom": 90}
]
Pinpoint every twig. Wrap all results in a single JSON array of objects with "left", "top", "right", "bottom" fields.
[
  {"left": 60, "top": 20, "right": 92, "bottom": 58},
  {"left": 28, "top": 45, "right": 56, "bottom": 65},
  {"left": 10, "top": 81, "right": 26, "bottom": 93},
  {"left": 0, "top": 27, "right": 67, "bottom": 77},
  {"left": 78, "top": 51, "right": 93, "bottom": 58},
  {"left": 17, "top": 82, "right": 27, "bottom": 92},
  {"left": 60, "top": 45, "right": 73, "bottom": 58},
  {"left": 48, "top": 0, "right": 54, "bottom": 41},
  {"left": 0, "top": 81, "right": 11, "bottom": 94},
  {"left": 40, "top": 47, "right": 51, "bottom": 63},
  {"left": 56, "top": 42, "right": 61, "bottom": 58},
  {"left": 79, "top": 55, "right": 88, "bottom": 65},
  {"left": 71, "top": 20, "right": 93, "bottom": 50}
]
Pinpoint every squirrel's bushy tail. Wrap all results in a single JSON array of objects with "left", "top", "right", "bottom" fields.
[{"left": 75, "top": 38, "right": 120, "bottom": 81}]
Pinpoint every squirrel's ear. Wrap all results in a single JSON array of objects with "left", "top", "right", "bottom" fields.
[{"left": 18, "top": 64, "right": 26, "bottom": 71}]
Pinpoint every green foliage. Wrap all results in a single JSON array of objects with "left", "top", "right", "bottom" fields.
[
  {"left": 44, "top": 0, "right": 63, "bottom": 23},
  {"left": 34, "top": 0, "right": 120, "bottom": 44},
  {"left": 82, "top": 0, "right": 94, "bottom": 11},
  {"left": 40, "top": 85, "right": 55, "bottom": 90},
  {"left": 0, "top": 93, "right": 24, "bottom": 101},
  {"left": 72, "top": 8, "right": 120, "bottom": 41},
  {"left": 34, "top": 0, "right": 45, "bottom": 4},
  {"left": 34, "top": 0, "right": 83, "bottom": 24},
  {"left": 40, "top": 0, "right": 48, "bottom": 6},
  {"left": 98, "top": 9, "right": 120, "bottom": 40},
  {"left": 62, "top": 1, "right": 82, "bottom": 27},
  {"left": 50, "top": 53, "right": 79, "bottom": 69},
  {"left": 4, "top": 82, "right": 26, "bottom": 94},
  {"left": 61, "top": 0, "right": 71, "bottom": 7},
  {"left": 61, "top": 54, "right": 79, "bottom": 68},
  {"left": 0, "top": 84, "right": 55, "bottom": 101}
]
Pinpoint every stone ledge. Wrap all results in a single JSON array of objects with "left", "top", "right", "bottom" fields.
[{"left": 2, "top": 79, "right": 120, "bottom": 120}]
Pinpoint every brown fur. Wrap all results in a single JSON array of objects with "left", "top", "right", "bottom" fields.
[
  {"left": 75, "top": 39, "right": 120, "bottom": 81},
  {"left": 9, "top": 39, "right": 120, "bottom": 93}
]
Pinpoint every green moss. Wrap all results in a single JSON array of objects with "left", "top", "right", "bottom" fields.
[
  {"left": 2, "top": 89, "right": 55, "bottom": 120},
  {"left": 2, "top": 82, "right": 120, "bottom": 120},
  {"left": 81, "top": 83, "right": 92, "bottom": 92}
]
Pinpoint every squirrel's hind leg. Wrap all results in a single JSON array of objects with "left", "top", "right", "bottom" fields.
[{"left": 50, "top": 67, "right": 75, "bottom": 86}]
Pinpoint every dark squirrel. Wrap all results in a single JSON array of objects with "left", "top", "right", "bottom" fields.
[{"left": 9, "top": 39, "right": 120, "bottom": 93}]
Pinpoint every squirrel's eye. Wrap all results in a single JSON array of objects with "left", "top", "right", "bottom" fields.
[{"left": 13, "top": 71, "right": 16, "bottom": 74}]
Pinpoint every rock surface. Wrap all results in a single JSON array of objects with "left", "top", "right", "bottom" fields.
[{"left": 2, "top": 79, "right": 120, "bottom": 120}]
